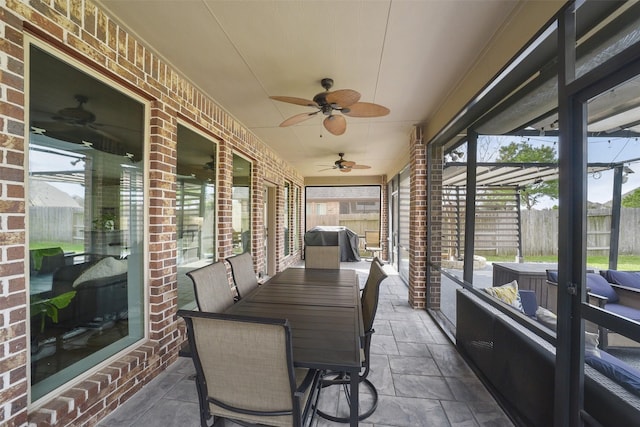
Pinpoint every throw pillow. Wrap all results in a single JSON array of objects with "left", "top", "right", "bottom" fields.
[
  {"left": 483, "top": 280, "right": 523, "bottom": 312},
  {"left": 73, "top": 257, "right": 128, "bottom": 287},
  {"left": 586, "top": 273, "right": 619, "bottom": 304},
  {"left": 535, "top": 307, "right": 557, "bottom": 331}
]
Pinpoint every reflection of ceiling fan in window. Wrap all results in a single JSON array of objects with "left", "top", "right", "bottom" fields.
[
  {"left": 31, "top": 94, "right": 137, "bottom": 160},
  {"left": 270, "top": 78, "right": 390, "bottom": 136}
]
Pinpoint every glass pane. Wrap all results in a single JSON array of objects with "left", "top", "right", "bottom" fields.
[
  {"left": 293, "top": 186, "right": 300, "bottom": 251},
  {"left": 176, "top": 125, "right": 216, "bottom": 310},
  {"left": 284, "top": 182, "right": 290, "bottom": 256},
  {"left": 398, "top": 170, "right": 410, "bottom": 283},
  {"left": 29, "top": 46, "right": 145, "bottom": 401},
  {"left": 305, "top": 186, "right": 381, "bottom": 259},
  {"left": 232, "top": 154, "right": 252, "bottom": 254},
  {"left": 586, "top": 74, "right": 640, "bottom": 270}
]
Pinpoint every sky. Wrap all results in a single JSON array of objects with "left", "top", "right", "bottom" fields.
[{"left": 471, "top": 134, "right": 640, "bottom": 209}]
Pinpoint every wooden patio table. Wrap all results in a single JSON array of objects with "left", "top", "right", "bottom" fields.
[{"left": 224, "top": 267, "right": 364, "bottom": 426}]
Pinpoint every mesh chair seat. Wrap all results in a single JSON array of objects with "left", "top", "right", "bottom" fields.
[
  {"left": 226, "top": 252, "right": 259, "bottom": 300},
  {"left": 186, "top": 261, "right": 235, "bottom": 313},
  {"left": 178, "top": 311, "right": 322, "bottom": 427}
]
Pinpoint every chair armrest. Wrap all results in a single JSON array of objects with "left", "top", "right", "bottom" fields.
[
  {"left": 294, "top": 368, "right": 320, "bottom": 397},
  {"left": 611, "top": 284, "right": 640, "bottom": 310},
  {"left": 588, "top": 292, "right": 608, "bottom": 308}
]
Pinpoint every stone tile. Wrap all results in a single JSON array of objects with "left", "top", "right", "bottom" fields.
[
  {"left": 134, "top": 399, "right": 201, "bottom": 427},
  {"left": 445, "top": 376, "right": 495, "bottom": 403},
  {"left": 388, "top": 354, "right": 441, "bottom": 376},
  {"left": 366, "top": 395, "right": 450, "bottom": 427},
  {"left": 163, "top": 374, "right": 199, "bottom": 402},
  {"left": 467, "top": 401, "right": 515, "bottom": 427},
  {"left": 441, "top": 400, "right": 480, "bottom": 426},
  {"left": 393, "top": 374, "right": 455, "bottom": 400},
  {"left": 390, "top": 319, "right": 439, "bottom": 343},
  {"left": 370, "top": 334, "right": 399, "bottom": 355},
  {"left": 397, "top": 341, "right": 431, "bottom": 357},
  {"left": 373, "top": 319, "right": 393, "bottom": 336},
  {"left": 98, "top": 371, "right": 185, "bottom": 426},
  {"left": 429, "top": 343, "right": 476, "bottom": 377},
  {"left": 368, "top": 353, "right": 395, "bottom": 396}
]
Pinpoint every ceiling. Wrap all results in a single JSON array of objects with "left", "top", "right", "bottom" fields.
[{"left": 94, "top": 0, "right": 524, "bottom": 179}]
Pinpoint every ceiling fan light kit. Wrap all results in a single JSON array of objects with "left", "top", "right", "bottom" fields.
[{"left": 270, "top": 78, "right": 389, "bottom": 135}]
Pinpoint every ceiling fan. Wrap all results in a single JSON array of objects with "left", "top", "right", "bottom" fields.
[
  {"left": 320, "top": 153, "right": 371, "bottom": 173},
  {"left": 270, "top": 78, "right": 390, "bottom": 136}
]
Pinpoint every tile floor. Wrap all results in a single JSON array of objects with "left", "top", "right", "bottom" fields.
[{"left": 97, "top": 262, "right": 514, "bottom": 427}]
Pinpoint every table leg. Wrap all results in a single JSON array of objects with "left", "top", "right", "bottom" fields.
[{"left": 350, "top": 368, "right": 359, "bottom": 426}]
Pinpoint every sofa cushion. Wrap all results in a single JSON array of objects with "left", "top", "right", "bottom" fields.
[
  {"left": 603, "top": 304, "right": 640, "bottom": 322},
  {"left": 73, "top": 257, "right": 128, "bottom": 287},
  {"left": 586, "top": 350, "right": 640, "bottom": 396},
  {"left": 587, "top": 273, "right": 619, "bottom": 304},
  {"left": 607, "top": 270, "right": 640, "bottom": 290},
  {"left": 484, "top": 280, "right": 523, "bottom": 312}
]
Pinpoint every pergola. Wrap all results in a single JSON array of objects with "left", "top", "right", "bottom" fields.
[{"left": 442, "top": 159, "right": 638, "bottom": 268}]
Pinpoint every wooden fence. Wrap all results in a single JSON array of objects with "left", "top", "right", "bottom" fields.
[{"left": 520, "top": 208, "right": 639, "bottom": 256}]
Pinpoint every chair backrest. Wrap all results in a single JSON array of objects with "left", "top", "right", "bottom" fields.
[
  {"left": 179, "top": 310, "right": 301, "bottom": 427},
  {"left": 361, "top": 260, "right": 387, "bottom": 332},
  {"left": 226, "top": 252, "right": 259, "bottom": 299},
  {"left": 364, "top": 230, "right": 380, "bottom": 247},
  {"left": 305, "top": 246, "right": 340, "bottom": 269},
  {"left": 187, "top": 261, "right": 235, "bottom": 313}
]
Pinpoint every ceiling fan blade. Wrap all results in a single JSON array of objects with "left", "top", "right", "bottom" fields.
[
  {"left": 270, "top": 96, "right": 318, "bottom": 107},
  {"left": 350, "top": 164, "right": 371, "bottom": 169},
  {"left": 325, "top": 89, "right": 361, "bottom": 108},
  {"left": 341, "top": 160, "right": 356, "bottom": 167},
  {"left": 323, "top": 115, "right": 346, "bottom": 135},
  {"left": 280, "top": 112, "right": 318, "bottom": 127},
  {"left": 343, "top": 102, "right": 390, "bottom": 117},
  {"left": 340, "top": 167, "right": 352, "bottom": 173}
]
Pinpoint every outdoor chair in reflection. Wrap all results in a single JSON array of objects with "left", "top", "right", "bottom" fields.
[
  {"left": 226, "top": 252, "right": 259, "bottom": 300},
  {"left": 317, "top": 258, "right": 388, "bottom": 422},
  {"left": 178, "top": 310, "right": 322, "bottom": 427}
]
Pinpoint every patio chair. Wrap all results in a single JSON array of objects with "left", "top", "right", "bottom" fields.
[
  {"left": 225, "top": 252, "right": 259, "bottom": 300},
  {"left": 177, "top": 310, "right": 322, "bottom": 427},
  {"left": 186, "top": 261, "right": 235, "bottom": 313},
  {"left": 364, "top": 230, "right": 382, "bottom": 261},
  {"left": 181, "top": 260, "right": 236, "bottom": 362},
  {"left": 317, "top": 259, "right": 388, "bottom": 422},
  {"left": 304, "top": 245, "right": 340, "bottom": 269}
]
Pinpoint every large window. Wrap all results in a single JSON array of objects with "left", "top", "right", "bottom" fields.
[
  {"left": 28, "top": 46, "right": 145, "bottom": 401},
  {"left": 305, "top": 186, "right": 381, "bottom": 235},
  {"left": 232, "top": 154, "right": 252, "bottom": 254},
  {"left": 176, "top": 125, "right": 217, "bottom": 309}
]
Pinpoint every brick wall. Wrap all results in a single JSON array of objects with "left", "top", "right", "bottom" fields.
[
  {"left": 409, "top": 126, "right": 427, "bottom": 308},
  {"left": 0, "top": 1, "right": 303, "bottom": 425}
]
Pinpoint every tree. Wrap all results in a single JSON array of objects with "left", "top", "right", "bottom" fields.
[
  {"left": 622, "top": 187, "right": 640, "bottom": 207},
  {"left": 496, "top": 141, "right": 558, "bottom": 210}
]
